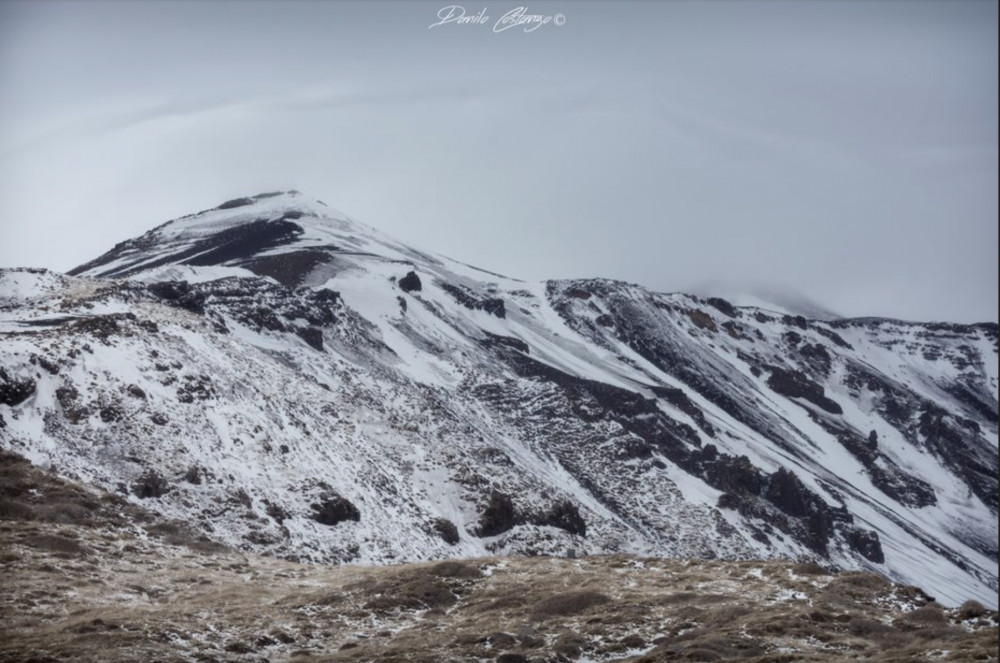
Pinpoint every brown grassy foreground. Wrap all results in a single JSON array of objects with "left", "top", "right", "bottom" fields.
[{"left": 0, "top": 452, "right": 997, "bottom": 662}]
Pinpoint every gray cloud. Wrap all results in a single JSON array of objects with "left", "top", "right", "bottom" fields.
[{"left": 0, "top": 0, "right": 996, "bottom": 322}]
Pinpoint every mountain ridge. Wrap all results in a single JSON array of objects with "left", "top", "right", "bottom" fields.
[{"left": 2, "top": 191, "right": 996, "bottom": 608}]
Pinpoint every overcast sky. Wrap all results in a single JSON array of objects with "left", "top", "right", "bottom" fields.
[{"left": 0, "top": 0, "right": 996, "bottom": 322}]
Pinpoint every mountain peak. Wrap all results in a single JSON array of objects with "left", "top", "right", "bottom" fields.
[
  {"left": 195, "top": 189, "right": 347, "bottom": 221},
  {"left": 67, "top": 190, "right": 387, "bottom": 285},
  {"left": 155, "top": 189, "right": 355, "bottom": 236}
]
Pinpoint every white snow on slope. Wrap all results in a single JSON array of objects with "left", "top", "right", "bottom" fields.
[{"left": 2, "top": 191, "right": 996, "bottom": 608}]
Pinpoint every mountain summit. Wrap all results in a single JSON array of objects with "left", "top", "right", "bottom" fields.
[
  {"left": 2, "top": 191, "right": 997, "bottom": 607},
  {"left": 69, "top": 191, "right": 397, "bottom": 284}
]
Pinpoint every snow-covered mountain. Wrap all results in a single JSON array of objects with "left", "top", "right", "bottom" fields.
[{"left": 1, "top": 191, "right": 996, "bottom": 607}]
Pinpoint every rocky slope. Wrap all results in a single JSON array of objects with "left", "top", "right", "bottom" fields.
[{"left": 1, "top": 191, "right": 996, "bottom": 607}]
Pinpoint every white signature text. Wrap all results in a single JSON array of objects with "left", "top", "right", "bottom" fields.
[{"left": 429, "top": 5, "right": 566, "bottom": 33}]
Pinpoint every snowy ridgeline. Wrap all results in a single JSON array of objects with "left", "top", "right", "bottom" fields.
[{"left": 0, "top": 191, "right": 996, "bottom": 607}]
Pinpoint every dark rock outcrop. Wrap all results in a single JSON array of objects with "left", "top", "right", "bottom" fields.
[
  {"left": 476, "top": 492, "right": 519, "bottom": 537},
  {"left": 799, "top": 343, "right": 832, "bottom": 375},
  {"left": 399, "top": 271, "right": 422, "bottom": 293},
  {"left": 688, "top": 309, "right": 717, "bottom": 331},
  {"left": 243, "top": 249, "right": 333, "bottom": 288},
  {"left": 650, "top": 385, "right": 715, "bottom": 437},
  {"left": 764, "top": 468, "right": 811, "bottom": 518},
  {"left": 133, "top": 471, "right": 170, "bottom": 499},
  {"left": 766, "top": 367, "right": 843, "bottom": 414},
  {"left": 845, "top": 527, "right": 885, "bottom": 563},
  {"left": 0, "top": 369, "right": 35, "bottom": 407},
  {"left": 311, "top": 493, "right": 361, "bottom": 527},
  {"left": 440, "top": 283, "right": 506, "bottom": 318},
  {"left": 147, "top": 281, "right": 206, "bottom": 315},
  {"left": 784, "top": 314, "right": 808, "bottom": 330},
  {"left": 296, "top": 327, "right": 324, "bottom": 351},
  {"left": 707, "top": 297, "right": 738, "bottom": 318},
  {"left": 481, "top": 332, "right": 529, "bottom": 354},
  {"left": 217, "top": 197, "right": 254, "bottom": 210},
  {"left": 537, "top": 500, "right": 587, "bottom": 537},
  {"left": 433, "top": 518, "right": 460, "bottom": 545}
]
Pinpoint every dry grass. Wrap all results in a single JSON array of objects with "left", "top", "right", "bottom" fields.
[
  {"left": 0, "top": 452, "right": 997, "bottom": 662},
  {"left": 19, "top": 533, "right": 88, "bottom": 557},
  {"left": 532, "top": 590, "right": 610, "bottom": 618},
  {"left": 2, "top": 524, "right": 996, "bottom": 663}
]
